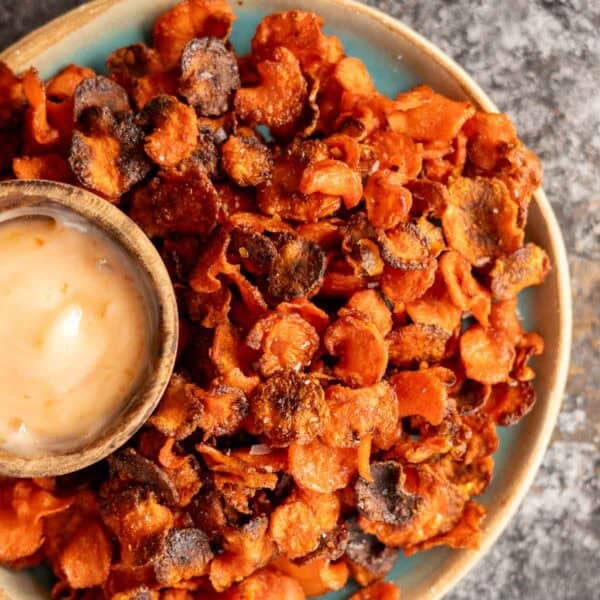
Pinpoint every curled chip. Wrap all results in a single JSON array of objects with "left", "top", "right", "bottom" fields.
[
  {"left": 229, "top": 227, "right": 277, "bottom": 275},
  {"left": 460, "top": 324, "right": 516, "bottom": 385},
  {"left": 229, "top": 567, "right": 306, "bottom": 600},
  {"left": 355, "top": 461, "right": 421, "bottom": 526},
  {"left": 381, "top": 258, "right": 437, "bottom": 305},
  {"left": 179, "top": 37, "right": 240, "bottom": 115},
  {"left": 350, "top": 582, "right": 401, "bottom": 600},
  {"left": 247, "top": 312, "right": 319, "bottom": 376},
  {"left": 345, "top": 518, "right": 398, "bottom": 586},
  {"left": 221, "top": 135, "right": 273, "bottom": 186},
  {"left": 365, "top": 169, "right": 412, "bottom": 230},
  {"left": 378, "top": 222, "right": 431, "bottom": 270},
  {"left": 490, "top": 243, "right": 550, "bottom": 299},
  {"left": 22, "top": 68, "right": 60, "bottom": 150},
  {"left": 152, "top": 0, "right": 235, "bottom": 68},
  {"left": 407, "top": 178, "right": 448, "bottom": 218},
  {"left": 324, "top": 309, "right": 388, "bottom": 387},
  {"left": 139, "top": 94, "right": 198, "bottom": 167},
  {"left": 267, "top": 235, "right": 326, "bottom": 301},
  {"left": 300, "top": 159, "right": 363, "bottom": 209},
  {"left": 235, "top": 47, "right": 308, "bottom": 129},
  {"left": 442, "top": 176, "right": 523, "bottom": 265},
  {"left": 368, "top": 131, "right": 422, "bottom": 181},
  {"left": 13, "top": 154, "right": 72, "bottom": 183},
  {"left": 153, "top": 528, "right": 213, "bottom": 585},
  {"left": 345, "top": 289, "right": 393, "bottom": 336},
  {"left": 248, "top": 370, "right": 328, "bottom": 446},
  {"left": 73, "top": 76, "right": 130, "bottom": 121},
  {"left": 273, "top": 556, "right": 349, "bottom": 596},
  {"left": 485, "top": 381, "right": 536, "bottom": 426},
  {"left": 388, "top": 323, "right": 451, "bottom": 366},
  {"left": 129, "top": 173, "right": 218, "bottom": 237}
]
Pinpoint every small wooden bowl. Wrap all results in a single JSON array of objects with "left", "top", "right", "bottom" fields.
[{"left": 0, "top": 180, "right": 178, "bottom": 478}]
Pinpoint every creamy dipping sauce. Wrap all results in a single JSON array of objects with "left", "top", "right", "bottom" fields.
[{"left": 0, "top": 209, "right": 151, "bottom": 457}]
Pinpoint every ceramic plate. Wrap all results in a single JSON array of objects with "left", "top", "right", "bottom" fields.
[{"left": 0, "top": 1, "right": 572, "bottom": 598}]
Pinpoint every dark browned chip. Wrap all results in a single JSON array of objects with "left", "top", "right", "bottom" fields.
[
  {"left": 109, "top": 448, "right": 179, "bottom": 506},
  {"left": 378, "top": 223, "right": 431, "bottom": 270},
  {"left": 267, "top": 236, "right": 326, "bottom": 301},
  {"left": 248, "top": 370, "right": 329, "bottom": 446},
  {"left": 221, "top": 135, "right": 273, "bottom": 187},
  {"left": 163, "top": 131, "right": 220, "bottom": 180},
  {"left": 107, "top": 42, "right": 163, "bottom": 79},
  {"left": 455, "top": 379, "right": 491, "bottom": 416},
  {"left": 355, "top": 461, "right": 421, "bottom": 526},
  {"left": 179, "top": 37, "right": 240, "bottom": 116},
  {"left": 387, "top": 323, "right": 451, "bottom": 367},
  {"left": 129, "top": 173, "right": 219, "bottom": 237},
  {"left": 406, "top": 179, "right": 449, "bottom": 218},
  {"left": 295, "top": 523, "right": 349, "bottom": 565},
  {"left": 345, "top": 517, "right": 398, "bottom": 585},
  {"left": 153, "top": 528, "right": 213, "bottom": 586},
  {"left": 188, "top": 487, "right": 234, "bottom": 543},
  {"left": 487, "top": 381, "right": 536, "bottom": 426},
  {"left": 229, "top": 227, "right": 277, "bottom": 275},
  {"left": 341, "top": 212, "right": 378, "bottom": 253},
  {"left": 73, "top": 75, "right": 131, "bottom": 121}
]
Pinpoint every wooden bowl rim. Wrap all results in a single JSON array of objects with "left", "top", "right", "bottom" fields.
[
  {"left": 0, "top": 1, "right": 572, "bottom": 598},
  {"left": 0, "top": 180, "right": 178, "bottom": 478}
]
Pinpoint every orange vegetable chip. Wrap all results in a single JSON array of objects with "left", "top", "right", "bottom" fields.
[
  {"left": 380, "top": 258, "right": 437, "bottom": 305},
  {"left": 289, "top": 439, "right": 357, "bottom": 493},
  {"left": 368, "top": 130, "right": 422, "bottom": 181},
  {"left": 322, "top": 382, "right": 399, "bottom": 450},
  {"left": 276, "top": 297, "right": 330, "bottom": 334},
  {"left": 442, "top": 176, "right": 523, "bottom": 266},
  {"left": 345, "top": 289, "right": 393, "bottom": 336},
  {"left": 463, "top": 112, "right": 518, "bottom": 172},
  {"left": 350, "top": 582, "right": 400, "bottom": 600},
  {"left": 300, "top": 159, "right": 363, "bottom": 209},
  {"left": 390, "top": 369, "right": 450, "bottom": 426},
  {"left": 485, "top": 381, "right": 536, "bottom": 426},
  {"left": 460, "top": 324, "right": 516, "bottom": 384},
  {"left": 235, "top": 47, "right": 308, "bottom": 130},
  {"left": 273, "top": 557, "right": 348, "bottom": 597},
  {"left": 407, "top": 178, "right": 448, "bottom": 218},
  {"left": 247, "top": 312, "right": 319, "bottom": 376},
  {"left": 489, "top": 298, "right": 523, "bottom": 345},
  {"left": 388, "top": 323, "right": 451, "bottom": 366},
  {"left": 439, "top": 250, "right": 491, "bottom": 325},
  {"left": 324, "top": 309, "right": 388, "bottom": 386},
  {"left": 365, "top": 169, "right": 412, "bottom": 229},
  {"left": 378, "top": 222, "right": 431, "bottom": 270},
  {"left": 22, "top": 68, "right": 60, "bottom": 150},
  {"left": 152, "top": 0, "right": 235, "bottom": 69},
  {"left": 12, "top": 154, "right": 72, "bottom": 182},
  {"left": 490, "top": 243, "right": 550, "bottom": 299},
  {"left": 196, "top": 385, "right": 248, "bottom": 439},
  {"left": 228, "top": 567, "right": 306, "bottom": 600},
  {"left": 221, "top": 135, "right": 272, "bottom": 187}
]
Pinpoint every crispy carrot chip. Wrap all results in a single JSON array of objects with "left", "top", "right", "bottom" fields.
[
  {"left": 485, "top": 381, "right": 536, "bottom": 426},
  {"left": 490, "top": 243, "right": 551, "bottom": 299},
  {"left": 345, "top": 289, "right": 393, "bottom": 336},
  {"left": 289, "top": 439, "right": 356, "bottom": 493},
  {"left": 221, "top": 135, "right": 272, "bottom": 186},
  {"left": 273, "top": 557, "right": 348, "bottom": 596},
  {"left": 248, "top": 371, "right": 328, "bottom": 446},
  {"left": 247, "top": 312, "right": 319, "bottom": 376},
  {"left": 381, "top": 258, "right": 437, "bottom": 305},
  {"left": 22, "top": 68, "right": 60, "bottom": 151},
  {"left": 368, "top": 130, "right": 422, "bottom": 181},
  {"left": 365, "top": 169, "right": 412, "bottom": 229},
  {"left": 12, "top": 154, "right": 72, "bottom": 182},
  {"left": 439, "top": 250, "right": 491, "bottom": 325},
  {"left": 235, "top": 47, "right": 308, "bottom": 129},
  {"left": 323, "top": 382, "right": 399, "bottom": 450},
  {"left": 378, "top": 222, "right": 431, "bottom": 270},
  {"left": 442, "top": 176, "right": 523, "bottom": 266},
  {"left": 152, "top": 0, "right": 235, "bottom": 69},
  {"left": 179, "top": 37, "right": 240, "bottom": 115},
  {"left": 300, "top": 159, "right": 363, "bottom": 209},
  {"left": 228, "top": 567, "right": 306, "bottom": 600},
  {"left": 460, "top": 324, "right": 516, "bottom": 384},
  {"left": 196, "top": 385, "right": 248, "bottom": 438},
  {"left": 407, "top": 178, "right": 449, "bottom": 218},
  {"left": 350, "top": 582, "right": 400, "bottom": 600},
  {"left": 139, "top": 95, "right": 198, "bottom": 167},
  {"left": 388, "top": 323, "right": 451, "bottom": 366}
]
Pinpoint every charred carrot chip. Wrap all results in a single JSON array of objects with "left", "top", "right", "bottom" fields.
[
  {"left": 221, "top": 135, "right": 272, "bottom": 187},
  {"left": 235, "top": 47, "right": 308, "bottom": 129},
  {"left": 439, "top": 250, "right": 491, "bottom": 325},
  {"left": 381, "top": 257, "right": 437, "bottom": 305},
  {"left": 346, "top": 289, "right": 393, "bottom": 336},
  {"left": 195, "top": 385, "right": 248, "bottom": 439},
  {"left": 139, "top": 95, "right": 198, "bottom": 167},
  {"left": 152, "top": 0, "right": 235, "bottom": 69},
  {"left": 289, "top": 439, "right": 356, "bottom": 493},
  {"left": 365, "top": 169, "right": 412, "bottom": 229},
  {"left": 179, "top": 37, "right": 240, "bottom": 115},
  {"left": 189, "top": 229, "right": 231, "bottom": 293},
  {"left": 406, "top": 500, "right": 485, "bottom": 555},
  {"left": 228, "top": 567, "right": 306, "bottom": 600},
  {"left": 389, "top": 85, "right": 475, "bottom": 142},
  {"left": 248, "top": 370, "right": 328, "bottom": 446},
  {"left": 390, "top": 369, "right": 450, "bottom": 426},
  {"left": 252, "top": 11, "right": 344, "bottom": 79},
  {"left": 130, "top": 173, "right": 218, "bottom": 236},
  {"left": 407, "top": 178, "right": 449, "bottom": 218},
  {"left": 378, "top": 222, "right": 431, "bottom": 270},
  {"left": 299, "top": 158, "right": 363, "bottom": 209},
  {"left": 490, "top": 243, "right": 550, "bottom": 299},
  {"left": 324, "top": 309, "right": 388, "bottom": 386},
  {"left": 273, "top": 557, "right": 348, "bottom": 597},
  {"left": 405, "top": 272, "right": 462, "bottom": 332},
  {"left": 73, "top": 76, "right": 130, "bottom": 121},
  {"left": 247, "top": 312, "right": 319, "bottom": 376},
  {"left": 460, "top": 324, "right": 516, "bottom": 384},
  {"left": 58, "top": 521, "right": 112, "bottom": 588},
  {"left": 455, "top": 379, "right": 492, "bottom": 416},
  {"left": 350, "top": 581, "right": 400, "bottom": 600},
  {"left": 209, "top": 516, "right": 273, "bottom": 591},
  {"left": 388, "top": 323, "right": 451, "bottom": 366},
  {"left": 485, "top": 381, "right": 536, "bottom": 426},
  {"left": 322, "top": 382, "right": 399, "bottom": 450},
  {"left": 442, "top": 176, "right": 523, "bottom": 266},
  {"left": 12, "top": 154, "right": 72, "bottom": 182}
]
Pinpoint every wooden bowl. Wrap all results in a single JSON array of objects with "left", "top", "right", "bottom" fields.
[
  {"left": 0, "top": 180, "right": 178, "bottom": 479},
  {"left": 0, "top": 1, "right": 572, "bottom": 599}
]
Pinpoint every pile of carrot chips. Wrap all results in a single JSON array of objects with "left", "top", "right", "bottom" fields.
[{"left": 0, "top": 1, "right": 550, "bottom": 598}]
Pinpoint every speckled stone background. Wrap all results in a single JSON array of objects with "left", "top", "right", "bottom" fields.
[{"left": 0, "top": 0, "right": 598, "bottom": 598}]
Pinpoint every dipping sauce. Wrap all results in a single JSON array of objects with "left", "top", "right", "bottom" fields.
[{"left": 0, "top": 210, "right": 151, "bottom": 457}]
